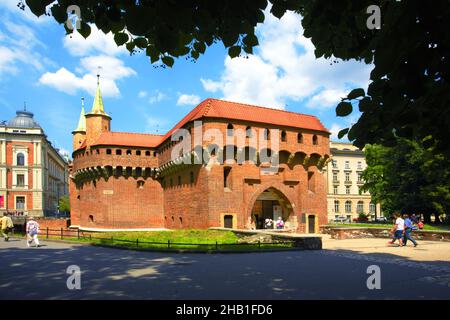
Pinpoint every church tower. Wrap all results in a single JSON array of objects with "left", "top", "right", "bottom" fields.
[
  {"left": 72, "top": 97, "right": 86, "bottom": 151},
  {"left": 85, "top": 75, "right": 111, "bottom": 148}
]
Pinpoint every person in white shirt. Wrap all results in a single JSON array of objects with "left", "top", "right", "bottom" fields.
[
  {"left": 26, "top": 217, "right": 40, "bottom": 248},
  {"left": 388, "top": 212, "right": 404, "bottom": 246}
]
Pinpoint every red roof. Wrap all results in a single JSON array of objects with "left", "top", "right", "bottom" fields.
[
  {"left": 93, "top": 132, "right": 163, "bottom": 148},
  {"left": 160, "top": 98, "right": 329, "bottom": 143},
  {"left": 77, "top": 98, "right": 329, "bottom": 149}
]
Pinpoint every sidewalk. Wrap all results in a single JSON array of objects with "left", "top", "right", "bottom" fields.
[{"left": 320, "top": 234, "right": 450, "bottom": 262}]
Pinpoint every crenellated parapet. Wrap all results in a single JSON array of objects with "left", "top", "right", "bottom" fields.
[{"left": 72, "top": 165, "right": 158, "bottom": 184}]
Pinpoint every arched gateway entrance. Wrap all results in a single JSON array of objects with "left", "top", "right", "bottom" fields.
[{"left": 248, "top": 188, "right": 296, "bottom": 230}]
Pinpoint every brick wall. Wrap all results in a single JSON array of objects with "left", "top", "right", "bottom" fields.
[{"left": 71, "top": 118, "right": 330, "bottom": 232}]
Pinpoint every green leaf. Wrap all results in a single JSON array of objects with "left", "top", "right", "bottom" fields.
[
  {"left": 146, "top": 45, "right": 159, "bottom": 59},
  {"left": 358, "top": 97, "right": 372, "bottom": 112},
  {"left": 336, "top": 102, "right": 353, "bottom": 117},
  {"left": 134, "top": 37, "right": 148, "bottom": 49},
  {"left": 270, "top": 4, "right": 286, "bottom": 19},
  {"left": 243, "top": 45, "right": 253, "bottom": 54},
  {"left": 338, "top": 128, "right": 349, "bottom": 139},
  {"left": 243, "top": 34, "right": 259, "bottom": 47},
  {"left": 162, "top": 56, "right": 174, "bottom": 67},
  {"left": 347, "top": 88, "right": 365, "bottom": 100},
  {"left": 50, "top": 4, "right": 66, "bottom": 23},
  {"left": 194, "top": 42, "right": 206, "bottom": 54},
  {"left": 191, "top": 50, "right": 200, "bottom": 60},
  {"left": 256, "top": 9, "right": 265, "bottom": 23},
  {"left": 228, "top": 45, "right": 241, "bottom": 58},
  {"left": 126, "top": 42, "right": 135, "bottom": 52},
  {"left": 114, "top": 32, "right": 129, "bottom": 46},
  {"left": 78, "top": 22, "right": 91, "bottom": 39}
]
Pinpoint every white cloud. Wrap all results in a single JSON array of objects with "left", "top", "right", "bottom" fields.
[
  {"left": 39, "top": 23, "right": 134, "bottom": 97},
  {"left": 176, "top": 94, "right": 201, "bottom": 106},
  {"left": 138, "top": 91, "right": 148, "bottom": 98},
  {"left": 39, "top": 55, "right": 136, "bottom": 97},
  {"left": 0, "top": 20, "right": 53, "bottom": 78},
  {"left": 4, "top": 21, "right": 46, "bottom": 49},
  {"left": 149, "top": 91, "right": 166, "bottom": 104},
  {"left": 307, "top": 89, "right": 347, "bottom": 109},
  {"left": 329, "top": 112, "right": 361, "bottom": 141},
  {"left": 201, "top": 10, "right": 371, "bottom": 110},
  {"left": 0, "top": 0, "right": 54, "bottom": 24},
  {"left": 200, "top": 78, "right": 222, "bottom": 93},
  {"left": 57, "top": 147, "right": 71, "bottom": 158},
  {"left": 329, "top": 123, "right": 344, "bottom": 141},
  {"left": 0, "top": 46, "right": 16, "bottom": 74},
  {"left": 63, "top": 25, "right": 127, "bottom": 57}
]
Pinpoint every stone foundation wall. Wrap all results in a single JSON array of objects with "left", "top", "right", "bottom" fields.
[
  {"left": 321, "top": 226, "right": 450, "bottom": 242},
  {"left": 211, "top": 227, "right": 322, "bottom": 250}
]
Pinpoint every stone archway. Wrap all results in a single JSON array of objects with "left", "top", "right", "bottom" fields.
[{"left": 246, "top": 186, "right": 298, "bottom": 231}]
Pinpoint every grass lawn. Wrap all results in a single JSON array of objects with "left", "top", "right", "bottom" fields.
[
  {"left": 326, "top": 222, "right": 450, "bottom": 231},
  {"left": 13, "top": 229, "right": 294, "bottom": 251}
]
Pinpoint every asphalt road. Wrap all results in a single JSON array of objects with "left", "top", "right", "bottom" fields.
[{"left": 0, "top": 239, "right": 449, "bottom": 299}]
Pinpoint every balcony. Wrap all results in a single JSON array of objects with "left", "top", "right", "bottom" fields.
[{"left": 344, "top": 180, "right": 352, "bottom": 185}]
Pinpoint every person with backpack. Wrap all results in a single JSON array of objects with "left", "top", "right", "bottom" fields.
[
  {"left": 388, "top": 212, "right": 404, "bottom": 246},
  {"left": 403, "top": 214, "right": 418, "bottom": 247},
  {"left": 26, "top": 217, "right": 40, "bottom": 248}
]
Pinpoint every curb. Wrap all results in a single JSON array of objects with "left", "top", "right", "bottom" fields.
[{"left": 22, "top": 238, "right": 316, "bottom": 254}]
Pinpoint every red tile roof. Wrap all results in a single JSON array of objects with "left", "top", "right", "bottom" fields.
[
  {"left": 93, "top": 132, "right": 163, "bottom": 148},
  {"left": 160, "top": 98, "right": 329, "bottom": 143},
  {"left": 77, "top": 98, "right": 329, "bottom": 149}
]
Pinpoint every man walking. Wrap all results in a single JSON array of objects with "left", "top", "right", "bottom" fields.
[
  {"left": 26, "top": 217, "right": 40, "bottom": 248},
  {"left": 403, "top": 214, "right": 418, "bottom": 247},
  {"left": 388, "top": 212, "right": 404, "bottom": 246},
  {"left": 0, "top": 213, "right": 14, "bottom": 241}
]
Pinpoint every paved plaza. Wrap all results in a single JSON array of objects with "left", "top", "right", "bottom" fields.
[{"left": 0, "top": 236, "right": 449, "bottom": 299}]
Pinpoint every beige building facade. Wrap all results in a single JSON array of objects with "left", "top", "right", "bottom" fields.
[
  {"left": 324, "top": 142, "right": 381, "bottom": 222},
  {"left": 0, "top": 109, "right": 69, "bottom": 217}
]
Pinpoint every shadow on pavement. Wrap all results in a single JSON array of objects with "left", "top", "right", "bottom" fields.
[{"left": 0, "top": 240, "right": 449, "bottom": 300}]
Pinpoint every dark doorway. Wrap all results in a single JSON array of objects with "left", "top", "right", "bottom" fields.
[
  {"left": 224, "top": 215, "right": 233, "bottom": 228},
  {"left": 308, "top": 215, "right": 315, "bottom": 233}
]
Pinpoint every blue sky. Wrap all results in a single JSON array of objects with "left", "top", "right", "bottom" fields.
[{"left": 0, "top": 1, "right": 372, "bottom": 157}]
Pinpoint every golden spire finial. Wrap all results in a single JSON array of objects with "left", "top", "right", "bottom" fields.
[
  {"left": 89, "top": 69, "right": 109, "bottom": 117},
  {"left": 73, "top": 97, "right": 86, "bottom": 133}
]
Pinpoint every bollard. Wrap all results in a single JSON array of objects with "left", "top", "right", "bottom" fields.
[
  {"left": 136, "top": 238, "right": 139, "bottom": 247},
  {"left": 216, "top": 241, "right": 218, "bottom": 250},
  {"left": 61, "top": 228, "right": 63, "bottom": 240},
  {"left": 77, "top": 228, "right": 80, "bottom": 240},
  {"left": 168, "top": 240, "right": 170, "bottom": 249},
  {"left": 46, "top": 227, "right": 49, "bottom": 239}
]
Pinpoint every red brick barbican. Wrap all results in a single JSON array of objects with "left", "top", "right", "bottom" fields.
[{"left": 70, "top": 84, "right": 330, "bottom": 233}]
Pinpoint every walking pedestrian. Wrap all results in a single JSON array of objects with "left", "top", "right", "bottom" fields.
[
  {"left": 410, "top": 214, "right": 419, "bottom": 224},
  {"left": 0, "top": 213, "right": 14, "bottom": 241},
  {"left": 265, "top": 218, "right": 273, "bottom": 229},
  {"left": 276, "top": 217, "right": 284, "bottom": 230},
  {"left": 403, "top": 214, "right": 418, "bottom": 247},
  {"left": 388, "top": 212, "right": 404, "bottom": 246},
  {"left": 26, "top": 217, "right": 40, "bottom": 248}
]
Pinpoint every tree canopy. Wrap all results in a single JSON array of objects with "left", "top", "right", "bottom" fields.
[
  {"left": 25, "top": 0, "right": 450, "bottom": 156},
  {"left": 58, "top": 195, "right": 70, "bottom": 212},
  {"left": 361, "top": 139, "right": 450, "bottom": 222}
]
